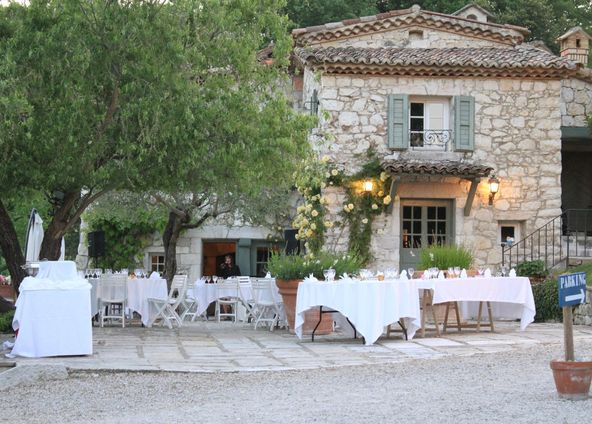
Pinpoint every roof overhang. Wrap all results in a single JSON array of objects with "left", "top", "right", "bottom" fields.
[{"left": 381, "top": 159, "right": 494, "bottom": 216}]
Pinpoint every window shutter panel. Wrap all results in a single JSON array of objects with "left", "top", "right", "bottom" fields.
[
  {"left": 454, "top": 95, "right": 475, "bottom": 151},
  {"left": 387, "top": 94, "right": 409, "bottom": 149}
]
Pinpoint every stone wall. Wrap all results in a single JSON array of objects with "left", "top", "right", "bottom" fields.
[
  {"left": 560, "top": 78, "right": 592, "bottom": 127},
  {"left": 574, "top": 287, "right": 592, "bottom": 326},
  {"left": 313, "top": 74, "right": 563, "bottom": 270},
  {"left": 322, "top": 27, "right": 511, "bottom": 49}
]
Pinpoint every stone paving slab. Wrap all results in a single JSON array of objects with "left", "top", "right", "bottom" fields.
[{"left": 1, "top": 321, "right": 591, "bottom": 373}]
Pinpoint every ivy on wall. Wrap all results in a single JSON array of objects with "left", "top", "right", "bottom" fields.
[
  {"left": 84, "top": 194, "right": 167, "bottom": 270},
  {"left": 291, "top": 152, "right": 391, "bottom": 263}
]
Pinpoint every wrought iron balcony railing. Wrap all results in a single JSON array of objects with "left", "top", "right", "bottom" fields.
[{"left": 409, "top": 129, "right": 453, "bottom": 150}]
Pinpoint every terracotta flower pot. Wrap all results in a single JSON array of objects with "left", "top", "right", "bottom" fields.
[
  {"left": 550, "top": 359, "right": 592, "bottom": 400},
  {"left": 275, "top": 279, "right": 333, "bottom": 335}
]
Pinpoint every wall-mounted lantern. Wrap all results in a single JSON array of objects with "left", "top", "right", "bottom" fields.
[{"left": 488, "top": 175, "right": 500, "bottom": 205}]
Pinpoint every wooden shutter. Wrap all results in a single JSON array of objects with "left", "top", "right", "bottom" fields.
[
  {"left": 454, "top": 95, "right": 475, "bottom": 151},
  {"left": 387, "top": 94, "right": 409, "bottom": 149},
  {"left": 310, "top": 89, "right": 318, "bottom": 115}
]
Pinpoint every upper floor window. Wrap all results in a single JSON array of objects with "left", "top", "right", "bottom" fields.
[
  {"left": 409, "top": 98, "right": 451, "bottom": 150},
  {"left": 387, "top": 94, "right": 475, "bottom": 152}
]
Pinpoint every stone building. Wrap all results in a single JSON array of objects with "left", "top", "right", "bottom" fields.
[
  {"left": 291, "top": 3, "right": 592, "bottom": 271},
  {"left": 82, "top": 3, "right": 592, "bottom": 281}
]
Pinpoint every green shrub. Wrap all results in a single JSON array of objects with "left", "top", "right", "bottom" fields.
[
  {"left": 532, "top": 279, "right": 562, "bottom": 322},
  {"left": 267, "top": 251, "right": 364, "bottom": 280},
  {"left": 516, "top": 260, "right": 549, "bottom": 279},
  {"left": 0, "top": 310, "right": 15, "bottom": 333},
  {"left": 418, "top": 244, "right": 473, "bottom": 271}
]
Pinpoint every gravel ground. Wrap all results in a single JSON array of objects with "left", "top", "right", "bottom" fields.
[{"left": 1, "top": 340, "right": 591, "bottom": 424}]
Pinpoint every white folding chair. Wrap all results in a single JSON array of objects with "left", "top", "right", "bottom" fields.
[
  {"left": 98, "top": 274, "right": 128, "bottom": 328},
  {"left": 237, "top": 276, "right": 256, "bottom": 323},
  {"left": 147, "top": 274, "right": 188, "bottom": 329},
  {"left": 180, "top": 279, "right": 207, "bottom": 322},
  {"left": 251, "top": 278, "right": 283, "bottom": 331},
  {"left": 216, "top": 279, "right": 240, "bottom": 323}
]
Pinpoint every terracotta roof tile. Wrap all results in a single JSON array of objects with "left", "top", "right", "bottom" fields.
[
  {"left": 295, "top": 46, "right": 577, "bottom": 70},
  {"left": 382, "top": 160, "right": 493, "bottom": 178}
]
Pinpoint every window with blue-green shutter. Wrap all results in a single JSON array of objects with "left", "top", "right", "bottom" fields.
[
  {"left": 454, "top": 95, "right": 475, "bottom": 151},
  {"left": 387, "top": 94, "right": 409, "bottom": 149}
]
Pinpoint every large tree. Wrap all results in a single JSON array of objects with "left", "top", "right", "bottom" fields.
[{"left": 0, "top": 0, "right": 309, "bottom": 292}]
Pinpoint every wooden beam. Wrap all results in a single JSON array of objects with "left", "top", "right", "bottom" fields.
[
  {"left": 386, "top": 176, "right": 400, "bottom": 214},
  {"left": 463, "top": 178, "right": 480, "bottom": 217}
]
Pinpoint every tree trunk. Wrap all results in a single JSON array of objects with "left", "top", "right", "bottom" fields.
[
  {"left": 162, "top": 210, "right": 189, "bottom": 287},
  {"left": 39, "top": 190, "right": 81, "bottom": 260},
  {"left": 0, "top": 198, "right": 26, "bottom": 294}
]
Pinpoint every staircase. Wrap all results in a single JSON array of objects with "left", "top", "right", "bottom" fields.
[{"left": 502, "top": 209, "right": 592, "bottom": 271}]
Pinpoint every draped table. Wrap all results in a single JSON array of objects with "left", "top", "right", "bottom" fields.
[
  {"left": 416, "top": 276, "right": 536, "bottom": 330},
  {"left": 295, "top": 278, "right": 421, "bottom": 346},
  {"left": 127, "top": 277, "right": 168, "bottom": 326},
  {"left": 89, "top": 276, "right": 168, "bottom": 326},
  {"left": 11, "top": 261, "right": 92, "bottom": 358},
  {"left": 191, "top": 279, "right": 254, "bottom": 318}
]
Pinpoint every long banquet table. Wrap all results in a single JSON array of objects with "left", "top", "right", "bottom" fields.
[
  {"left": 418, "top": 276, "right": 536, "bottom": 330},
  {"left": 295, "top": 278, "right": 421, "bottom": 346},
  {"left": 90, "top": 276, "right": 168, "bottom": 326}
]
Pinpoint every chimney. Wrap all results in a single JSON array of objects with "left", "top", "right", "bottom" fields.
[{"left": 557, "top": 27, "right": 592, "bottom": 67}]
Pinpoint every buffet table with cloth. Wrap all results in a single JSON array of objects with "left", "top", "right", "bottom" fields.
[
  {"left": 191, "top": 278, "right": 254, "bottom": 318},
  {"left": 11, "top": 261, "right": 92, "bottom": 358},
  {"left": 126, "top": 277, "right": 168, "bottom": 326},
  {"left": 295, "top": 278, "right": 421, "bottom": 346},
  {"left": 428, "top": 276, "right": 536, "bottom": 330}
]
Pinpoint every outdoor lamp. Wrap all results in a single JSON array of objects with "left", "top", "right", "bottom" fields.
[
  {"left": 362, "top": 179, "right": 374, "bottom": 193},
  {"left": 488, "top": 176, "right": 500, "bottom": 205}
]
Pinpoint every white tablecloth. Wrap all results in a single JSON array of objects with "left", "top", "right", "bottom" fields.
[
  {"left": 36, "top": 261, "right": 78, "bottom": 281},
  {"left": 11, "top": 276, "right": 92, "bottom": 358},
  {"left": 427, "top": 276, "right": 535, "bottom": 330},
  {"left": 191, "top": 279, "right": 254, "bottom": 317},
  {"left": 126, "top": 278, "right": 168, "bottom": 326},
  {"left": 295, "top": 279, "right": 421, "bottom": 346}
]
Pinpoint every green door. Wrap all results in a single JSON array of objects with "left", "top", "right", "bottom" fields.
[{"left": 400, "top": 200, "right": 453, "bottom": 271}]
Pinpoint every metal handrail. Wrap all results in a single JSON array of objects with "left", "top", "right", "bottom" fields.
[{"left": 501, "top": 209, "right": 592, "bottom": 271}]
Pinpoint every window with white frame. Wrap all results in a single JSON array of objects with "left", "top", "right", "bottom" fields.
[
  {"left": 498, "top": 221, "right": 523, "bottom": 247},
  {"left": 150, "top": 254, "right": 165, "bottom": 273},
  {"left": 409, "top": 97, "right": 451, "bottom": 149}
]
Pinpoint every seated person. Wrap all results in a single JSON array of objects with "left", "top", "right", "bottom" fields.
[{"left": 219, "top": 255, "right": 241, "bottom": 278}]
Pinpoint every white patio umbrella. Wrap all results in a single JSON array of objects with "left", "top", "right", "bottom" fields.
[
  {"left": 24, "top": 209, "right": 65, "bottom": 262},
  {"left": 24, "top": 209, "right": 44, "bottom": 263}
]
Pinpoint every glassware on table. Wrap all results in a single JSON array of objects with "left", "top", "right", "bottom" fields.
[
  {"left": 453, "top": 266, "right": 461, "bottom": 278},
  {"left": 212, "top": 275, "right": 219, "bottom": 283},
  {"left": 407, "top": 267, "right": 415, "bottom": 279},
  {"left": 385, "top": 267, "right": 398, "bottom": 280},
  {"left": 323, "top": 269, "right": 329, "bottom": 281},
  {"left": 477, "top": 266, "right": 485, "bottom": 277},
  {"left": 500, "top": 265, "right": 509, "bottom": 277},
  {"left": 326, "top": 268, "right": 336, "bottom": 282}
]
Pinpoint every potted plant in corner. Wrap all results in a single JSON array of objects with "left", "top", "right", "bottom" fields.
[
  {"left": 267, "top": 251, "right": 363, "bottom": 334},
  {"left": 550, "top": 272, "right": 592, "bottom": 400}
]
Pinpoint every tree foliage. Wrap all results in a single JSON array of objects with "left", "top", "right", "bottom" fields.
[{"left": 0, "top": 0, "right": 311, "bottom": 290}]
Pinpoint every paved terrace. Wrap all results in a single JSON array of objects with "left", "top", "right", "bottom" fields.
[{"left": 2, "top": 321, "right": 592, "bottom": 372}]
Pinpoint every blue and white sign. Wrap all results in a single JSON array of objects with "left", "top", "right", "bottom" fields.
[{"left": 558, "top": 272, "right": 587, "bottom": 307}]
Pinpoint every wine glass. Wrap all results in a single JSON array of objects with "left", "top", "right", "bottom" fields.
[
  {"left": 407, "top": 267, "right": 415, "bottom": 279},
  {"left": 477, "top": 266, "right": 485, "bottom": 277},
  {"left": 327, "top": 268, "right": 336, "bottom": 282},
  {"left": 501, "top": 265, "right": 509, "bottom": 277},
  {"left": 323, "top": 269, "right": 329, "bottom": 281},
  {"left": 212, "top": 275, "right": 219, "bottom": 283},
  {"left": 454, "top": 266, "right": 461, "bottom": 278}
]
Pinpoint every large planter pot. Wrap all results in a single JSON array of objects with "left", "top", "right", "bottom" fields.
[
  {"left": 275, "top": 279, "right": 333, "bottom": 335},
  {"left": 0, "top": 285, "right": 15, "bottom": 301},
  {"left": 550, "top": 359, "right": 592, "bottom": 400}
]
